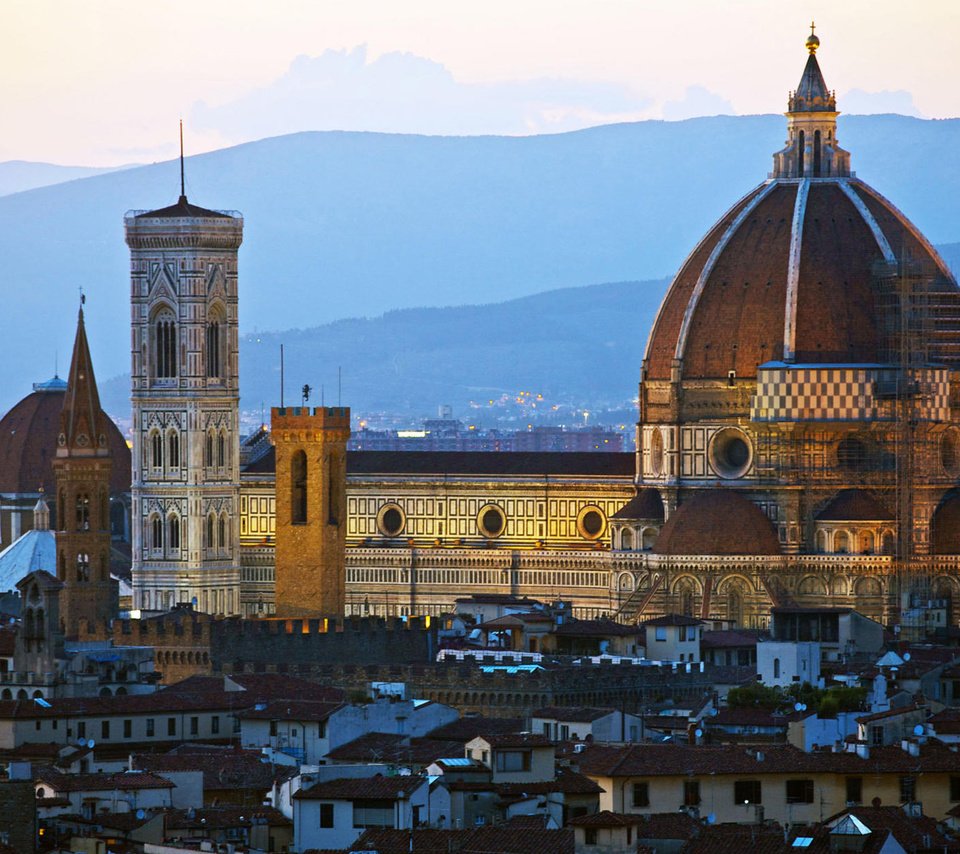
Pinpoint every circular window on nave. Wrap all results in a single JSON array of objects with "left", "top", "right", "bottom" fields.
[
  {"left": 376, "top": 503, "right": 406, "bottom": 537},
  {"left": 577, "top": 505, "right": 607, "bottom": 540},
  {"left": 708, "top": 427, "right": 753, "bottom": 479},
  {"left": 477, "top": 504, "right": 506, "bottom": 538}
]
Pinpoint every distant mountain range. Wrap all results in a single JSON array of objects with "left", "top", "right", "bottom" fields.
[
  {"left": 4, "top": 114, "right": 960, "bottom": 419},
  {"left": 0, "top": 160, "right": 132, "bottom": 197}
]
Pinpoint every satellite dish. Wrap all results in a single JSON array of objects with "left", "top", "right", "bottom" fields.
[
  {"left": 87, "top": 739, "right": 95, "bottom": 749},
  {"left": 707, "top": 813, "right": 716, "bottom": 825},
  {"left": 903, "top": 652, "right": 911, "bottom": 661},
  {"left": 913, "top": 724, "right": 924, "bottom": 736},
  {"left": 694, "top": 729, "right": 703, "bottom": 739},
  {"left": 77, "top": 738, "right": 86, "bottom": 747},
  {"left": 136, "top": 809, "right": 145, "bottom": 820},
  {"left": 794, "top": 702, "right": 803, "bottom": 712},
  {"left": 801, "top": 704, "right": 807, "bottom": 712}
]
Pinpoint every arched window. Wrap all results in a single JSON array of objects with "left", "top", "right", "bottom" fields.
[
  {"left": 620, "top": 529, "right": 633, "bottom": 551},
  {"left": 154, "top": 309, "right": 177, "bottom": 379},
  {"left": 77, "top": 553, "right": 90, "bottom": 582},
  {"left": 218, "top": 514, "right": 227, "bottom": 553},
  {"left": 834, "top": 531, "right": 850, "bottom": 554},
  {"left": 206, "top": 514, "right": 215, "bottom": 552},
  {"left": 151, "top": 515, "right": 163, "bottom": 551},
  {"left": 798, "top": 130, "right": 805, "bottom": 177},
  {"left": 76, "top": 493, "right": 90, "bottom": 531},
  {"left": 205, "top": 431, "right": 214, "bottom": 469},
  {"left": 168, "top": 515, "right": 180, "bottom": 551},
  {"left": 773, "top": 657, "right": 781, "bottom": 679},
  {"left": 168, "top": 431, "right": 180, "bottom": 469},
  {"left": 206, "top": 314, "right": 222, "bottom": 378},
  {"left": 151, "top": 431, "right": 163, "bottom": 470},
  {"left": 813, "top": 129, "right": 822, "bottom": 177},
  {"left": 217, "top": 431, "right": 226, "bottom": 469},
  {"left": 291, "top": 450, "right": 307, "bottom": 524}
]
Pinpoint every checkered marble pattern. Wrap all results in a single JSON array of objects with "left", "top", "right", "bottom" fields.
[{"left": 751, "top": 365, "right": 951, "bottom": 422}]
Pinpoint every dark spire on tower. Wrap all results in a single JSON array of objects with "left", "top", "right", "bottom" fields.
[
  {"left": 789, "top": 23, "right": 835, "bottom": 112},
  {"left": 58, "top": 301, "right": 108, "bottom": 457}
]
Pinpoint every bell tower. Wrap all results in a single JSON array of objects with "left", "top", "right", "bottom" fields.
[
  {"left": 271, "top": 406, "right": 350, "bottom": 617},
  {"left": 54, "top": 305, "right": 118, "bottom": 638},
  {"left": 125, "top": 184, "right": 244, "bottom": 616}
]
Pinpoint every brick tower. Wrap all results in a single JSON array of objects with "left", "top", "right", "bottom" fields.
[
  {"left": 271, "top": 406, "right": 350, "bottom": 617},
  {"left": 54, "top": 306, "right": 118, "bottom": 638},
  {"left": 125, "top": 191, "right": 243, "bottom": 616}
]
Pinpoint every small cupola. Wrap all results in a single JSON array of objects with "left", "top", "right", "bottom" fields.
[{"left": 772, "top": 25, "right": 851, "bottom": 179}]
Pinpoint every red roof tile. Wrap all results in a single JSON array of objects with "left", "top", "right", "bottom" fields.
[{"left": 294, "top": 773, "right": 427, "bottom": 800}]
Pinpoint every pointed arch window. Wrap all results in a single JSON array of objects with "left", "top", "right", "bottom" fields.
[
  {"left": 206, "top": 514, "right": 215, "bottom": 553},
  {"left": 206, "top": 312, "right": 223, "bottom": 378},
  {"left": 798, "top": 129, "right": 805, "bottom": 177},
  {"left": 76, "top": 493, "right": 90, "bottom": 531},
  {"left": 151, "top": 430, "right": 163, "bottom": 470},
  {"left": 168, "top": 515, "right": 180, "bottom": 551},
  {"left": 813, "top": 130, "right": 822, "bottom": 177},
  {"left": 205, "top": 431, "right": 214, "bottom": 469},
  {"left": 168, "top": 431, "right": 180, "bottom": 469},
  {"left": 151, "top": 515, "right": 163, "bottom": 551},
  {"left": 217, "top": 431, "right": 226, "bottom": 469},
  {"left": 218, "top": 513, "right": 227, "bottom": 553},
  {"left": 291, "top": 450, "right": 307, "bottom": 525},
  {"left": 154, "top": 309, "right": 178, "bottom": 379},
  {"left": 77, "top": 553, "right": 90, "bottom": 582}
]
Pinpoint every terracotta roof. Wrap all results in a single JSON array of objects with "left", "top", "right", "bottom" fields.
[
  {"left": 245, "top": 449, "right": 635, "bottom": 478},
  {"left": 855, "top": 704, "right": 923, "bottom": 724},
  {"left": 325, "top": 732, "right": 464, "bottom": 765},
  {"left": 701, "top": 629, "right": 765, "bottom": 648},
  {"left": 575, "top": 741, "right": 960, "bottom": 777},
  {"left": 707, "top": 707, "right": 806, "bottom": 727},
  {"left": 681, "top": 821, "right": 787, "bottom": 854},
  {"left": 37, "top": 767, "right": 173, "bottom": 792},
  {"left": 533, "top": 706, "right": 616, "bottom": 723},
  {"left": 132, "top": 747, "right": 285, "bottom": 791},
  {"left": 791, "top": 806, "right": 960, "bottom": 854},
  {"left": 928, "top": 707, "right": 960, "bottom": 735},
  {"left": 0, "top": 384, "right": 130, "bottom": 495},
  {"left": 611, "top": 489, "right": 665, "bottom": 521},
  {"left": 237, "top": 699, "right": 344, "bottom": 721},
  {"left": 349, "top": 827, "right": 574, "bottom": 853},
  {"left": 0, "top": 688, "right": 254, "bottom": 720},
  {"left": 294, "top": 773, "right": 426, "bottom": 800},
  {"left": 932, "top": 492, "right": 960, "bottom": 554},
  {"left": 642, "top": 614, "right": 704, "bottom": 627},
  {"left": 631, "top": 812, "right": 702, "bottom": 840},
  {"left": 495, "top": 768, "right": 602, "bottom": 797},
  {"left": 653, "top": 490, "right": 781, "bottom": 556},
  {"left": 471, "top": 732, "right": 553, "bottom": 749},
  {"left": 553, "top": 618, "right": 641, "bottom": 637},
  {"left": 427, "top": 716, "right": 525, "bottom": 742},
  {"left": 165, "top": 806, "right": 291, "bottom": 830},
  {"left": 570, "top": 810, "right": 647, "bottom": 828},
  {"left": 816, "top": 489, "right": 893, "bottom": 522}
]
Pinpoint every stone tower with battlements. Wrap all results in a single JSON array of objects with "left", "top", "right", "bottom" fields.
[
  {"left": 271, "top": 406, "right": 350, "bottom": 617},
  {"left": 54, "top": 307, "right": 118, "bottom": 638},
  {"left": 125, "top": 194, "right": 244, "bottom": 615}
]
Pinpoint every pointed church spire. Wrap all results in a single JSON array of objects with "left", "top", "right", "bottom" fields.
[
  {"left": 772, "top": 28, "right": 851, "bottom": 179},
  {"left": 58, "top": 301, "right": 108, "bottom": 457}
]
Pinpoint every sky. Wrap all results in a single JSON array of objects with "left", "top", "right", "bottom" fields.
[{"left": 3, "top": 0, "right": 959, "bottom": 166}]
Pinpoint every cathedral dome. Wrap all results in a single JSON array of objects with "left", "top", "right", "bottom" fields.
[
  {"left": 0, "top": 379, "right": 131, "bottom": 496},
  {"left": 643, "top": 39, "right": 959, "bottom": 384},
  {"left": 652, "top": 490, "right": 781, "bottom": 556}
]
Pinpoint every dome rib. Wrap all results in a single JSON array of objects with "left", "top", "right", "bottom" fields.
[
  {"left": 783, "top": 178, "right": 811, "bottom": 361},
  {"left": 837, "top": 181, "right": 896, "bottom": 263},
  {"left": 674, "top": 181, "right": 778, "bottom": 366}
]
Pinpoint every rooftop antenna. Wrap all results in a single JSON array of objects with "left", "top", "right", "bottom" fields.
[
  {"left": 179, "top": 118, "right": 186, "bottom": 201},
  {"left": 280, "top": 344, "right": 285, "bottom": 408}
]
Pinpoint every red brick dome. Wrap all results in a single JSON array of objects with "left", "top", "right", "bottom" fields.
[
  {"left": 643, "top": 180, "right": 959, "bottom": 382},
  {"left": 0, "top": 380, "right": 131, "bottom": 496},
  {"left": 652, "top": 490, "right": 781, "bottom": 556},
  {"left": 931, "top": 491, "right": 960, "bottom": 554}
]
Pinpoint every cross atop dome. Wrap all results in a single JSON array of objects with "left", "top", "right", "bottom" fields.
[{"left": 772, "top": 28, "right": 851, "bottom": 179}]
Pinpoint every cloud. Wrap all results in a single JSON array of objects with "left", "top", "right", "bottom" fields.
[
  {"left": 661, "top": 85, "right": 734, "bottom": 121},
  {"left": 191, "top": 45, "right": 654, "bottom": 139},
  {"left": 839, "top": 88, "right": 924, "bottom": 117}
]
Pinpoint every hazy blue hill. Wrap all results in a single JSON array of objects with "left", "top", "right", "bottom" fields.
[
  {"left": 0, "top": 160, "right": 129, "bottom": 197},
  {"left": 98, "top": 277, "right": 671, "bottom": 422},
  {"left": 4, "top": 114, "right": 960, "bottom": 417}
]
